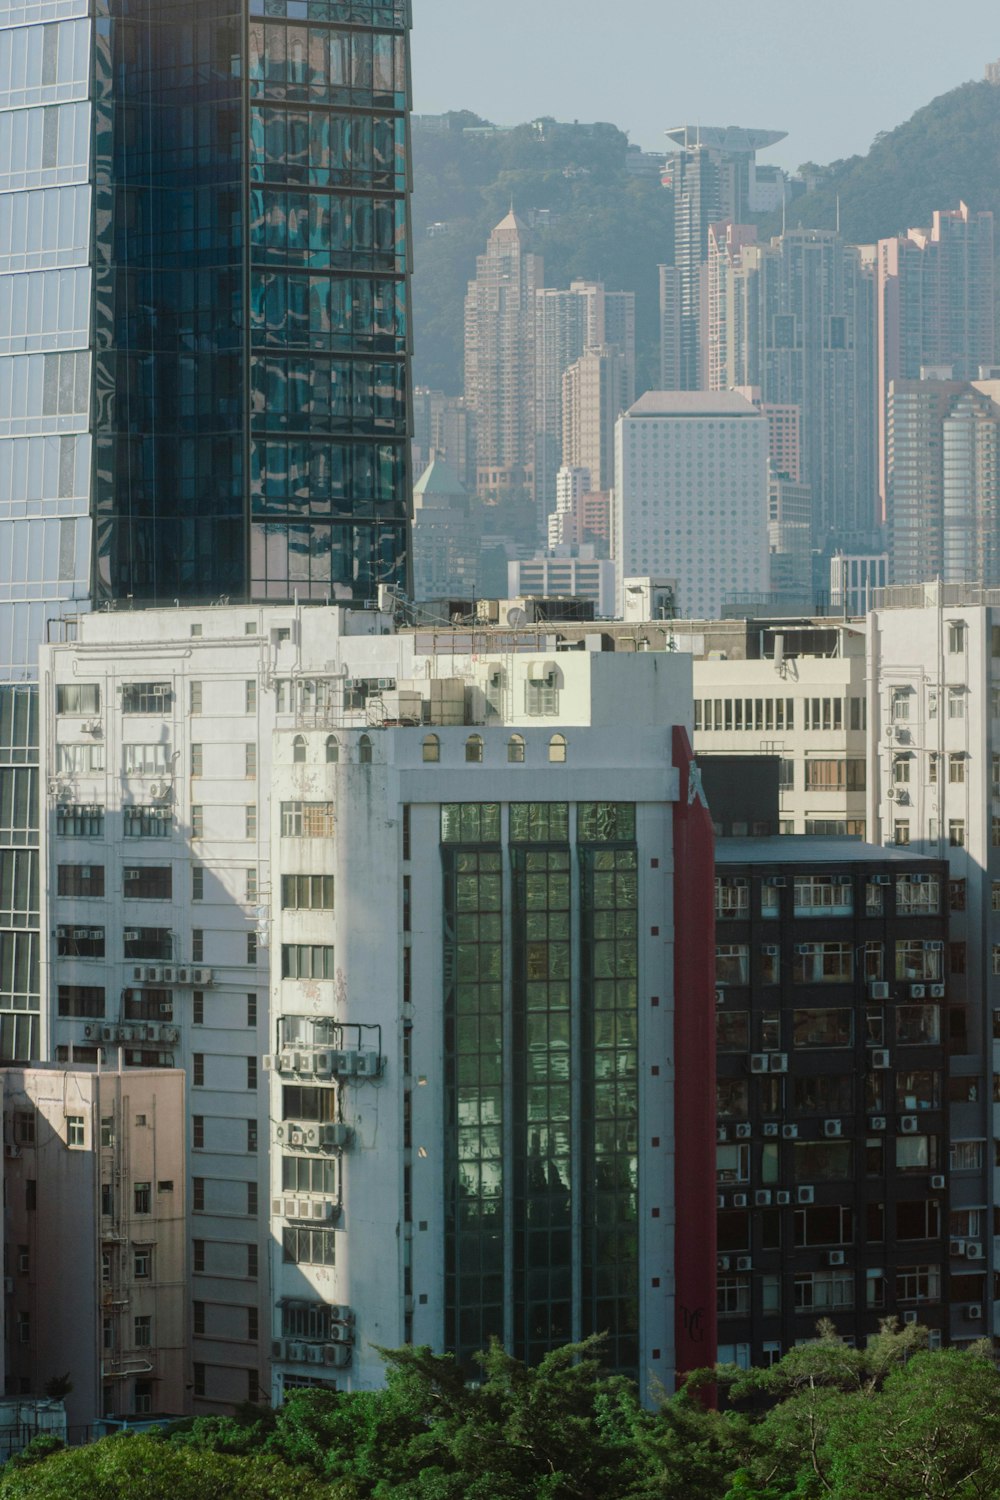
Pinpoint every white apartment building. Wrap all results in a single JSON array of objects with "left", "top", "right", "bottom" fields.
[
  {"left": 867, "top": 582, "right": 1000, "bottom": 1343},
  {"left": 612, "top": 392, "right": 769, "bottom": 619},
  {"left": 678, "top": 617, "right": 869, "bottom": 837},
  {"left": 39, "top": 606, "right": 718, "bottom": 1408}
]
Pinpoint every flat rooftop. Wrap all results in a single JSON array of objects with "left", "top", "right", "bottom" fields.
[
  {"left": 716, "top": 837, "right": 945, "bottom": 867},
  {"left": 626, "top": 391, "right": 761, "bottom": 420}
]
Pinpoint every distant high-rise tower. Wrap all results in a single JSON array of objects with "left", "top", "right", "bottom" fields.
[
  {"left": 532, "top": 283, "right": 634, "bottom": 527},
  {"left": 665, "top": 125, "right": 786, "bottom": 390},
  {"left": 562, "top": 345, "right": 629, "bottom": 496},
  {"left": 464, "top": 212, "right": 543, "bottom": 500},
  {"left": 876, "top": 203, "right": 995, "bottom": 515},
  {"left": 719, "top": 228, "right": 877, "bottom": 549}
]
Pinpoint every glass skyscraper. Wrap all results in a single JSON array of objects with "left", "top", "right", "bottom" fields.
[{"left": 0, "top": 0, "right": 411, "bottom": 1057}]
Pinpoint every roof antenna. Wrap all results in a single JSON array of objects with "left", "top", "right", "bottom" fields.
[{"left": 836, "top": 194, "right": 841, "bottom": 236}]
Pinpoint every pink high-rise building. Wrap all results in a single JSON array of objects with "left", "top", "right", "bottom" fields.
[
  {"left": 875, "top": 202, "right": 995, "bottom": 516},
  {"left": 734, "top": 386, "right": 802, "bottom": 482}
]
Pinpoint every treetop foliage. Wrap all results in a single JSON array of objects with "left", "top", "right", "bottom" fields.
[{"left": 4, "top": 1323, "right": 1000, "bottom": 1499}]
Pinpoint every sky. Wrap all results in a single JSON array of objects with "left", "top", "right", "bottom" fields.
[{"left": 411, "top": 0, "right": 1000, "bottom": 171}]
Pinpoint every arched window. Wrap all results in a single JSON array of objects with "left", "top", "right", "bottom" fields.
[
  {"left": 325, "top": 735, "right": 339, "bottom": 764},
  {"left": 359, "top": 733, "right": 373, "bottom": 764},
  {"left": 465, "top": 734, "right": 483, "bottom": 764},
  {"left": 422, "top": 734, "right": 440, "bottom": 764},
  {"left": 508, "top": 734, "right": 525, "bottom": 764},
  {"left": 548, "top": 733, "right": 567, "bottom": 764},
  {"left": 292, "top": 734, "right": 306, "bottom": 764}
]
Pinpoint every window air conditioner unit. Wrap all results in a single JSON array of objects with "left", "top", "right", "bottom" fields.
[
  {"left": 763, "top": 1123, "right": 779, "bottom": 1137},
  {"left": 827, "top": 1250, "right": 845, "bottom": 1266},
  {"left": 145, "top": 967, "right": 162, "bottom": 983},
  {"left": 765, "top": 876, "right": 786, "bottom": 888},
  {"left": 926, "top": 941, "right": 943, "bottom": 952},
  {"left": 100, "top": 1025, "right": 115, "bottom": 1042},
  {"left": 950, "top": 1239, "right": 966, "bottom": 1257},
  {"left": 966, "top": 1242, "right": 984, "bottom": 1261},
  {"left": 871, "top": 1049, "right": 890, "bottom": 1069},
  {"left": 158, "top": 1001, "right": 172, "bottom": 1014},
  {"left": 313, "top": 1051, "right": 333, "bottom": 1077},
  {"left": 750, "top": 1054, "right": 769, "bottom": 1074},
  {"left": 132, "top": 967, "right": 145, "bottom": 983},
  {"left": 762, "top": 945, "right": 779, "bottom": 957},
  {"left": 321, "top": 1122, "right": 353, "bottom": 1148},
  {"left": 794, "top": 944, "right": 811, "bottom": 955},
  {"left": 271, "top": 1198, "right": 284, "bottom": 1218},
  {"left": 717, "top": 1194, "right": 725, "bottom": 1210},
  {"left": 871, "top": 873, "right": 890, "bottom": 885},
  {"left": 717, "top": 1256, "right": 731, "bottom": 1272},
  {"left": 754, "top": 1190, "right": 772, "bottom": 1207},
  {"left": 965, "top": 1304, "right": 983, "bottom": 1321},
  {"left": 910, "top": 983, "right": 926, "bottom": 999},
  {"left": 930, "top": 1174, "right": 945, "bottom": 1190},
  {"left": 312, "top": 1199, "right": 338, "bottom": 1221},
  {"left": 869, "top": 1116, "right": 887, "bottom": 1132},
  {"left": 717, "top": 1126, "right": 728, "bottom": 1143},
  {"left": 782, "top": 1124, "right": 798, "bottom": 1139},
  {"left": 824, "top": 1120, "right": 842, "bottom": 1138},
  {"left": 900, "top": 1116, "right": 919, "bottom": 1134},
  {"left": 286, "top": 1341, "right": 307, "bottom": 1362},
  {"left": 929, "top": 984, "right": 945, "bottom": 999},
  {"left": 271, "top": 1339, "right": 284, "bottom": 1360},
  {"left": 735, "top": 1123, "right": 752, "bottom": 1139},
  {"left": 192, "top": 968, "right": 213, "bottom": 985},
  {"left": 278, "top": 1053, "right": 294, "bottom": 1072},
  {"left": 869, "top": 981, "right": 889, "bottom": 1000},
  {"left": 163, "top": 1026, "right": 179, "bottom": 1043},
  {"left": 776, "top": 1190, "right": 791, "bottom": 1206},
  {"left": 174, "top": 967, "right": 190, "bottom": 983},
  {"left": 796, "top": 1186, "right": 814, "bottom": 1204},
  {"left": 927, "top": 1330, "right": 942, "bottom": 1351},
  {"left": 262, "top": 1056, "right": 274, "bottom": 1072},
  {"left": 736, "top": 1255, "right": 752, "bottom": 1271},
  {"left": 324, "top": 1344, "right": 352, "bottom": 1367},
  {"left": 306, "top": 1344, "right": 325, "bottom": 1365},
  {"left": 160, "top": 966, "right": 175, "bottom": 983},
  {"left": 732, "top": 1193, "right": 748, "bottom": 1208},
  {"left": 328, "top": 1306, "right": 354, "bottom": 1325},
  {"left": 770, "top": 1053, "right": 788, "bottom": 1074},
  {"left": 902, "top": 1310, "right": 918, "bottom": 1326},
  {"left": 715, "top": 990, "right": 725, "bottom": 1006},
  {"left": 356, "top": 1050, "right": 382, "bottom": 1078}
]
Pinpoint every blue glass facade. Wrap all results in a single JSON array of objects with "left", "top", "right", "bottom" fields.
[{"left": 92, "top": 0, "right": 411, "bottom": 606}]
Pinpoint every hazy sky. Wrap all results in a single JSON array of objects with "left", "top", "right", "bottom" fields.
[{"left": 412, "top": 0, "right": 1000, "bottom": 170}]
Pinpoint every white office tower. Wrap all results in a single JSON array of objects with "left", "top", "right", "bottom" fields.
[
  {"left": 868, "top": 582, "right": 1000, "bottom": 1344},
  {"left": 39, "top": 605, "right": 717, "bottom": 1407},
  {"left": 612, "top": 392, "right": 769, "bottom": 618}
]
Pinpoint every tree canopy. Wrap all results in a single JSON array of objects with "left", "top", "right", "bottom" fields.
[{"left": 5, "top": 1325, "right": 1000, "bottom": 1499}]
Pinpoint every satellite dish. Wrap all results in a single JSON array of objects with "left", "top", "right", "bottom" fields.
[{"left": 506, "top": 606, "right": 528, "bottom": 627}]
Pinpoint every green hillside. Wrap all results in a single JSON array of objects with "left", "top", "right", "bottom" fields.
[
  {"left": 410, "top": 114, "right": 673, "bottom": 394},
  {"left": 763, "top": 79, "right": 1000, "bottom": 244}
]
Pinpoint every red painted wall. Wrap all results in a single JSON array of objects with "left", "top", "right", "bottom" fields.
[{"left": 671, "top": 727, "right": 718, "bottom": 1379}]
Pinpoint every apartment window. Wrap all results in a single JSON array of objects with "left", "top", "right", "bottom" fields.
[
  {"left": 929, "top": 754, "right": 938, "bottom": 784},
  {"left": 792, "top": 1009, "right": 853, "bottom": 1048},
  {"left": 57, "top": 925, "right": 105, "bottom": 958},
  {"left": 896, "top": 940, "right": 942, "bottom": 982},
  {"left": 896, "top": 876, "right": 940, "bottom": 916},
  {"left": 247, "top": 931, "right": 258, "bottom": 964},
  {"left": 282, "top": 1156, "right": 338, "bottom": 1194},
  {"left": 101, "top": 1117, "right": 114, "bottom": 1147},
  {"left": 993, "top": 817, "right": 1000, "bottom": 848},
  {"left": 891, "top": 688, "right": 911, "bottom": 722},
  {"left": 896, "top": 1265, "right": 941, "bottom": 1304},
  {"left": 280, "top": 801, "right": 335, "bottom": 837},
  {"left": 947, "top": 688, "right": 966, "bottom": 720},
  {"left": 122, "top": 743, "right": 170, "bottom": 776},
  {"left": 247, "top": 1057, "right": 257, "bottom": 1090},
  {"left": 247, "top": 1182, "right": 258, "bottom": 1216},
  {"left": 717, "top": 1275, "right": 751, "bottom": 1318},
  {"left": 715, "top": 944, "right": 749, "bottom": 985},
  {"left": 326, "top": 735, "right": 339, "bottom": 764},
  {"left": 716, "top": 1143, "right": 749, "bottom": 1184},
  {"left": 245, "top": 744, "right": 257, "bottom": 779},
  {"left": 122, "top": 682, "right": 171, "bottom": 715},
  {"left": 949, "top": 754, "right": 966, "bottom": 784},
  {"left": 193, "top": 1364, "right": 206, "bottom": 1398},
  {"left": 56, "top": 804, "right": 103, "bottom": 837},
  {"left": 894, "top": 821, "right": 910, "bottom": 846},
  {"left": 948, "top": 820, "right": 965, "bottom": 848},
  {"left": 133, "top": 1182, "right": 151, "bottom": 1214},
  {"left": 245, "top": 804, "right": 257, "bottom": 839},
  {"left": 123, "top": 928, "right": 172, "bottom": 960},
  {"left": 422, "top": 734, "right": 439, "bottom": 763},
  {"left": 193, "top": 991, "right": 204, "bottom": 1025},
  {"left": 16, "top": 1312, "right": 30, "bottom": 1345},
  {"left": 190, "top": 682, "right": 203, "bottom": 713},
  {"left": 57, "top": 864, "right": 105, "bottom": 898},
  {"left": 123, "top": 866, "right": 171, "bottom": 900},
  {"left": 25, "top": 1179, "right": 35, "bottom": 1209},
  {"left": 525, "top": 671, "right": 558, "bottom": 716},
  {"left": 281, "top": 944, "right": 335, "bottom": 980},
  {"left": 134, "top": 1316, "right": 151, "bottom": 1349},
  {"left": 134, "top": 1249, "right": 151, "bottom": 1278},
  {"left": 950, "top": 943, "right": 967, "bottom": 975},
  {"left": 950, "top": 1140, "right": 985, "bottom": 1171},
  {"left": 245, "top": 681, "right": 257, "bottom": 713},
  {"left": 465, "top": 734, "right": 483, "bottom": 764},
  {"left": 56, "top": 683, "right": 100, "bottom": 715},
  {"left": 292, "top": 735, "right": 306, "bottom": 763},
  {"left": 248, "top": 1308, "right": 258, "bottom": 1342},
  {"left": 548, "top": 733, "right": 567, "bottom": 764},
  {"left": 508, "top": 734, "right": 525, "bottom": 764},
  {"left": 282, "top": 1227, "right": 337, "bottom": 1265},
  {"left": 66, "top": 1116, "right": 84, "bottom": 1148},
  {"left": 191, "top": 805, "right": 204, "bottom": 838},
  {"left": 715, "top": 877, "right": 749, "bottom": 920},
  {"left": 193, "top": 1240, "right": 205, "bottom": 1273},
  {"left": 56, "top": 742, "right": 104, "bottom": 774},
  {"left": 793, "top": 876, "right": 852, "bottom": 917},
  {"left": 191, "top": 929, "right": 204, "bottom": 964},
  {"left": 193, "top": 1054, "right": 204, "bottom": 1087},
  {"left": 948, "top": 621, "right": 966, "bottom": 653},
  {"left": 716, "top": 1011, "right": 749, "bottom": 1051},
  {"left": 248, "top": 1244, "right": 258, "bottom": 1278},
  {"left": 192, "top": 867, "right": 204, "bottom": 901},
  {"left": 193, "top": 1116, "right": 205, "bottom": 1149},
  {"left": 193, "top": 1178, "right": 205, "bottom": 1212},
  {"left": 896, "top": 1136, "right": 939, "bottom": 1172},
  {"left": 794, "top": 1270, "right": 854, "bottom": 1311},
  {"left": 281, "top": 874, "right": 335, "bottom": 910},
  {"left": 191, "top": 744, "right": 203, "bottom": 777},
  {"left": 950, "top": 879, "right": 967, "bottom": 911},
  {"left": 247, "top": 993, "right": 257, "bottom": 1027},
  {"left": 58, "top": 984, "right": 105, "bottom": 1022},
  {"left": 124, "top": 807, "right": 172, "bottom": 838},
  {"left": 246, "top": 868, "right": 258, "bottom": 903},
  {"left": 247, "top": 1120, "right": 258, "bottom": 1153},
  {"left": 793, "top": 943, "right": 852, "bottom": 984}
]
